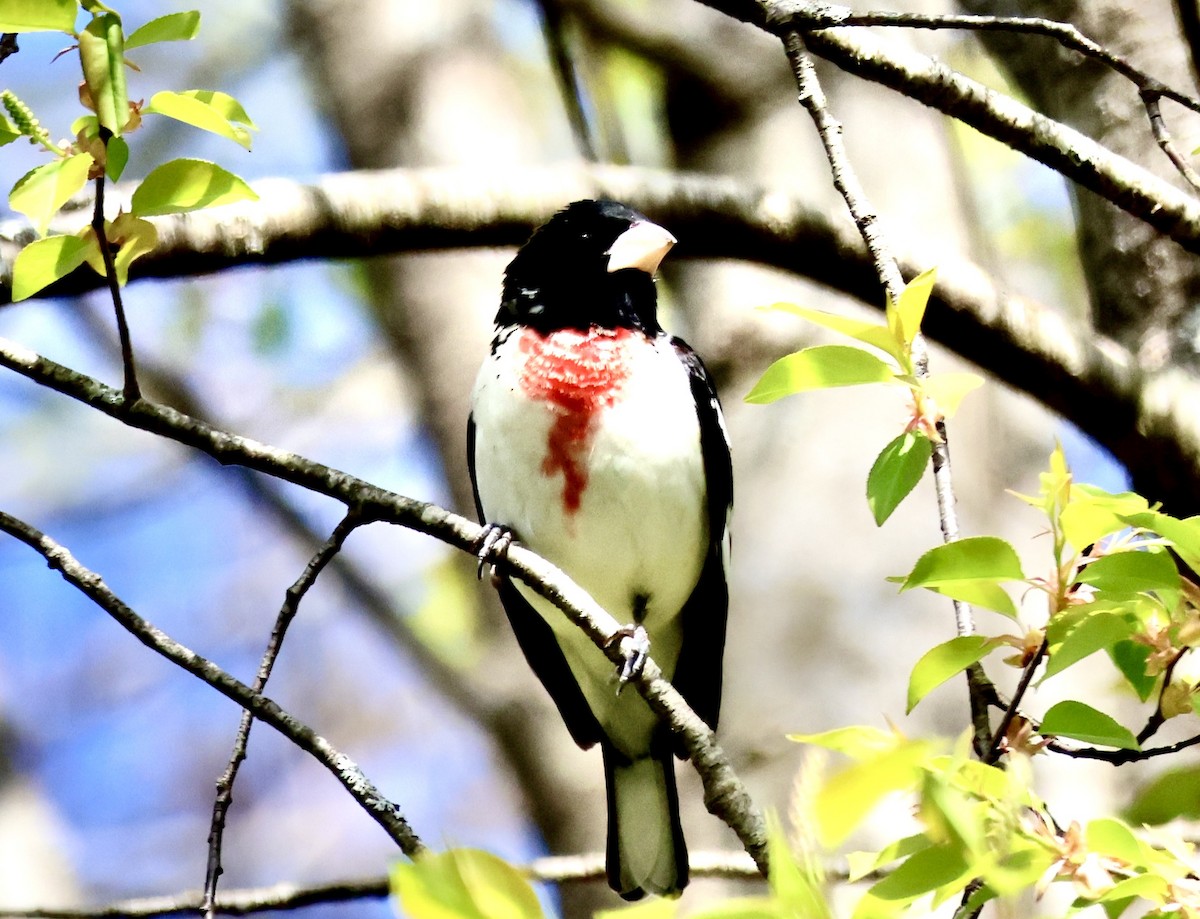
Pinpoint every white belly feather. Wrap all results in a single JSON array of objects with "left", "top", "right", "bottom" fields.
[{"left": 472, "top": 328, "right": 708, "bottom": 752}]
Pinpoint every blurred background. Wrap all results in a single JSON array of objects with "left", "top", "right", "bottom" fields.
[{"left": 1, "top": 0, "right": 1193, "bottom": 917}]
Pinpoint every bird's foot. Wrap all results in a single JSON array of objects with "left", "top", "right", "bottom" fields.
[
  {"left": 608, "top": 624, "right": 650, "bottom": 690},
  {"left": 474, "top": 523, "right": 514, "bottom": 582}
]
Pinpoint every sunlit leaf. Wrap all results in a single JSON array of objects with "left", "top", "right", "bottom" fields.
[
  {"left": 787, "top": 725, "right": 898, "bottom": 759},
  {"left": 1042, "top": 611, "right": 1137, "bottom": 682},
  {"left": 1060, "top": 486, "right": 1149, "bottom": 551},
  {"left": 1039, "top": 700, "right": 1139, "bottom": 750},
  {"left": 9, "top": 153, "right": 94, "bottom": 236},
  {"left": 81, "top": 213, "right": 157, "bottom": 286},
  {"left": 899, "top": 537, "right": 1024, "bottom": 617},
  {"left": 920, "top": 372, "right": 983, "bottom": 419},
  {"left": 142, "top": 90, "right": 254, "bottom": 149},
  {"left": 0, "top": 0, "right": 76, "bottom": 32},
  {"left": 888, "top": 267, "right": 937, "bottom": 349},
  {"left": 744, "top": 345, "right": 897, "bottom": 404},
  {"left": 10, "top": 233, "right": 94, "bottom": 301},
  {"left": 78, "top": 11, "right": 129, "bottom": 136},
  {"left": 1123, "top": 511, "right": 1200, "bottom": 575},
  {"left": 124, "top": 10, "right": 200, "bottom": 49},
  {"left": 762, "top": 301, "right": 907, "bottom": 366},
  {"left": 815, "top": 741, "right": 932, "bottom": 847},
  {"left": 130, "top": 158, "right": 257, "bottom": 216},
  {"left": 1075, "top": 549, "right": 1179, "bottom": 597},
  {"left": 390, "top": 848, "right": 543, "bottom": 919},
  {"left": 864, "top": 843, "right": 970, "bottom": 903},
  {"left": 867, "top": 431, "right": 931, "bottom": 526},
  {"left": 847, "top": 835, "right": 931, "bottom": 883},
  {"left": 1085, "top": 818, "right": 1144, "bottom": 866},
  {"left": 906, "top": 635, "right": 998, "bottom": 713}
]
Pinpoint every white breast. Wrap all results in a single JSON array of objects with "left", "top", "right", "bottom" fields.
[{"left": 471, "top": 327, "right": 709, "bottom": 747}]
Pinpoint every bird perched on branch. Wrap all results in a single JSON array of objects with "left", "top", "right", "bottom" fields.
[{"left": 468, "top": 199, "right": 732, "bottom": 899}]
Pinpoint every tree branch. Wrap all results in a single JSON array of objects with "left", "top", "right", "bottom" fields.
[
  {"left": 696, "top": 0, "right": 1200, "bottom": 253},
  {"left": 0, "top": 341, "right": 769, "bottom": 876},
  {"left": 0, "top": 852, "right": 764, "bottom": 919},
  {"left": 0, "top": 509, "right": 425, "bottom": 857},
  {"left": 203, "top": 510, "right": 364, "bottom": 919},
  {"left": 6, "top": 163, "right": 1200, "bottom": 502}
]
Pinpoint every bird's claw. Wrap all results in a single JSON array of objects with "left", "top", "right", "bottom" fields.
[
  {"left": 609, "top": 624, "right": 650, "bottom": 690},
  {"left": 474, "top": 524, "right": 514, "bottom": 581}
]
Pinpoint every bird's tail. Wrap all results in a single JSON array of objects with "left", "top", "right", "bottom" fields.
[{"left": 603, "top": 743, "right": 688, "bottom": 900}]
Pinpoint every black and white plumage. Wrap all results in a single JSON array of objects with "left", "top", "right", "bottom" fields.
[{"left": 467, "top": 200, "right": 732, "bottom": 900}]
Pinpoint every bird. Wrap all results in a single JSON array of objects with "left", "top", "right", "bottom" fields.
[{"left": 467, "top": 199, "right": 732, "bottom": 900}]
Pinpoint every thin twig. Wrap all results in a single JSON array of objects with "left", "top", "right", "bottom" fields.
[
  {"left": 1047, "top": 731, "right": 1200, "bottom": 764},
  {"left": 782, "top": 29, "right": 989, "bottom": 721},
  {"left": 202, "top": 510, "right": 365, "bottom": 919},
  {"left": 790, "top": 8, "right": 1200, "bottom": 118},
  {"left": 984, "top": 640, "right": 1047, "bottom": 763},
  {"left": 0, "top": 340, "right": 768, "bottom": 876},
  {"left": 0, "top": 509, "right": 425, "bottom": 858},
  {"left": 89, "top": 160, "right": 140, "bottom": 403},
  {"left": 1136, "top": 649, "right": 1186, "bottom": 746},
  {"left": 1143, "top": 91, "right": 1200, "bottom": 193}
]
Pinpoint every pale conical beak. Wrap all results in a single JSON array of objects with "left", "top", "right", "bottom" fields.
[{"left": 605, "top": 220, "right": 677, "bottom": 275}]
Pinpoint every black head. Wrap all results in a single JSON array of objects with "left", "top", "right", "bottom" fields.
[{"left": 497, "top": 199, "right": 675, "bottom": 334}]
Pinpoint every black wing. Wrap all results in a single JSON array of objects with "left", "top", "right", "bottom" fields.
[
  {"left": 668, "top": 337, "right": 732, "bottom": 749},
  {"left": 468, "top": 413, "right": 604, "bottom": 749}
]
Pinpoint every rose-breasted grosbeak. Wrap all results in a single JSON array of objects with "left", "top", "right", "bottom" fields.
[{"left": 468, "top": 200, "right": 732, "bottom": 899}]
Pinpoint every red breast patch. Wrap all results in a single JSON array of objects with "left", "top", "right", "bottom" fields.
[{"left": 517, "top": 327, "right": 635, "bottom": 513}]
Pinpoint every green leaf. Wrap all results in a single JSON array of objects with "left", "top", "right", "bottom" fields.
[
  {"left": 0, "top": 0, "right": 76, "bottom": 32},
  {"left": 902, "top": 537, "right": 1025, "bottom": 589},
  {"left": 864, "top": 843, "right": 969, "bottom": 902},
  {"left": 766, "top": 815, "right": 829, "bottom": 919},
  {"left": 867, "top": 431, "right": 931, "bottom": 526},
  {"left": 888, "top": 267, "right": 937, "bottom": 349},
  {"left": 762, "top": 302, "right": 907, "bottom": 366},
  {"left": 0, "top": 114, "right": 20, "bottom": 146},
  {"left": 906, "top": 635, "right": 997, "bottom": 713},
  {"left": 1060, "top": 487, "right": 1149, "bottom": 551},
  {"left": 1095, "top": 874, "right": 1168, "bottom": 913},
  {"left": 1075, "top": 549, "right": 1179, "bottom": 597},
  {"left": 815, "top": 741, "right": 932, "bottom": 847},
  {"left": 847, "top": 835, "right": 931, "bottom": 883},
  {"left": 899, "top": 536, "right": 1024, "bottom": 617},
  {"left": 78, "top": 11, "right": 129, "bottom": 136},
  {"left": 10, "top": 233, "right": 94, "bottom": 301},
  {"left": 390, "top": 849, "right": 543, "bottom": 919},
  {"left": 105, "top": 134, "right": 128, "bottom": 181},
  {"left": 124, "top": 10, "right": 200, "bottom": 49},
  {"left": 1122, "top": 511, "right": 1200, "bottom": 575},
  {"left": 1109, "top": 640, "right": 1157, "bottom": 702},
  {"left": 173, "top": 89, "right": 256, "bottom": 130},
  {"left": 744, "top": 345, "right": 897, "bottom": 404},
  {"left": 920, "top": 372, "right": 982, "bottom": 419},
  {"left": 9, "top": 153, "right": 94, "bottom": 236},
  {"left": 81, "top": 213, "right": 157, "bottom": 286},
  {"left": 1040, "top": 700, "right": 1139, "bottom": 750},
  {"left": 787, "top": 725, "right": 898, "bottom": 759},
  {"left": 130, "top": 158, "right": 258, "bottom": 216},
  {"left": 1042, "top": 611, "right": 1137, "bottom": 681},
  {"left": 1124, "top": 765, "right": 1200, "bottom": 825},
  {"left": 142, "top": 90, "right": 254, "bottom": 150},
  {"left": 1085, "top": 818, "right": 1144, "bottom": 866}
]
